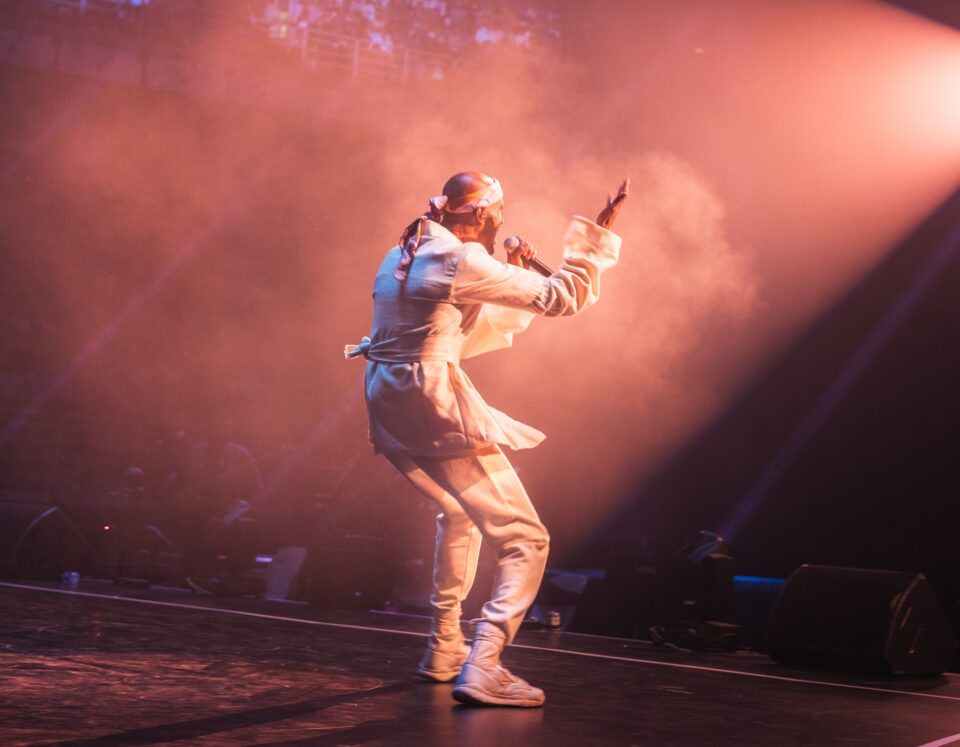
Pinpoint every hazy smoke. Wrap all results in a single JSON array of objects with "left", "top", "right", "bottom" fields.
[{"left": 3, "top": 0, "right": 959, "bottom": 561}]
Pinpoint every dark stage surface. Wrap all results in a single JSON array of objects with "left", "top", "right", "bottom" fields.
[{"left": 2, "top": 582, "right": 959, "bottom": 746}]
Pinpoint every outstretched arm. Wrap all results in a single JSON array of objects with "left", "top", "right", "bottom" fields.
[
  {"left": 454, "top": 218, "right": 621, "bottom": 315},
  {"left": 456, "top": 179, "right": 628, "bottom": 359}
]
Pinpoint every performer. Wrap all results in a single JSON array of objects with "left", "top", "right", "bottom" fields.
[{"left": 345, "top": 171, "right": 627, "bottom": 707}]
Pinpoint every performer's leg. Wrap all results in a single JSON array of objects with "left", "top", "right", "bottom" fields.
[
  {"left": 432, "top": 510, "right": 482, "bottom": 620},
  {"left": 412, "top": 444, "right": 549, "bottom": 644},
  {"left": 411, "top": 445, "right": 548, "bottom": 707},
  {"left": 388, "top": 455, "right": 482, "bottom": 681}
]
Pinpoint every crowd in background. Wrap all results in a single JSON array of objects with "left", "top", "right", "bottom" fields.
[
  {"left": 258, "top": 0, "right": 560, "bottom": 55},
  {"left": 26, "top": 0, "right": 561, "bottom": 57}
]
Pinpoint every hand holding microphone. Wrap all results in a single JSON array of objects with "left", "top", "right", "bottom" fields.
[{"left": 503, "top": 236, "right": 554, "bottom": 277}]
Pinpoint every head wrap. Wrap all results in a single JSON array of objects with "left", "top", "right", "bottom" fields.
[{"left": 394, "top": 178, "right": 503, "bottom": 282}]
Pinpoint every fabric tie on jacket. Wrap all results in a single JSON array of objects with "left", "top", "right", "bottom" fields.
[
  {"left": 344, "top": 336, "right": 372, "bottom": 359},
  {"left": 394, "top": 179, "right": 504, "bottom": 282}
]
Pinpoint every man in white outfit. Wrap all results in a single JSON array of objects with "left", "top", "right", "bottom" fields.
[{"left": 346, "top": 171, "right": 627, "bottom": 707}]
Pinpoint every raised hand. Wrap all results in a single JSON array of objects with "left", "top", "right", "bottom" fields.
[{"left": 596, "top": 177, "right": 630, "bottom": 229}]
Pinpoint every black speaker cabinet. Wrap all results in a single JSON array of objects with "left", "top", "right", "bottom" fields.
[
  {"left": 768, "top": 564, "right": 957, "bottom": 675},
  {"left": 0, "top": 503, "right": 93, "bottom": 580}
]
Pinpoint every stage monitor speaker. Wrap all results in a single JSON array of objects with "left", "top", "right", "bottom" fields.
[
  {"left": 661, "top": 530, "right": 734, "bottom": 624},
  {"left": 0, "top": 503, "right": 93, "bottom": 580},
  {"left": 767, "top": 564, "right": 957, "bottom": 675}
]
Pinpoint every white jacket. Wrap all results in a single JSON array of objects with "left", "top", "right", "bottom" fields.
[{"left": 355, "top": 216, "right": 621, "bottom": 457}]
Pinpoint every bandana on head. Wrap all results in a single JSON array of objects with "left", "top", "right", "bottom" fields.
[{"left": 394, "top": 178, "right": 504, "bottom": 282}]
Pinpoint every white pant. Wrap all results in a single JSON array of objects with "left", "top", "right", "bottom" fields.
[{"left": 388, "top": 444, "right": 549, "bottom": 644}]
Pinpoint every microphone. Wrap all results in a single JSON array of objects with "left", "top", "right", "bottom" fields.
[{"left": 503, "top": 236, "right": 554, "bottom": 277}]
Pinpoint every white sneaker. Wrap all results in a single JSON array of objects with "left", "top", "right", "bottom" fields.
[
  {"left": 418, "top": 641, "right": 470, "bottom": 682},
  {"left": 453, "top": 661, "right": 546, "bottom": 707},
  {"left": 418, "top": 619, "right": 469, "bottom": 682}
]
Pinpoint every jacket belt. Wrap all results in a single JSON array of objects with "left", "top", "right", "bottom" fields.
[{"left": 345, "top": 334, "right": 461, "bottom": 364}]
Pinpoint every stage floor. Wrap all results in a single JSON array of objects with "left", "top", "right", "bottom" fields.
[{"left": 2, "top": 580, "right": 959, "bottom": 746}]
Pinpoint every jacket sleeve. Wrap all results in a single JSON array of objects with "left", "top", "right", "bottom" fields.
[{"left": 454, "top": 216, "right": 621, "bottom": 359}]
